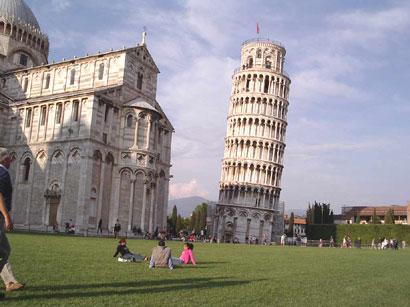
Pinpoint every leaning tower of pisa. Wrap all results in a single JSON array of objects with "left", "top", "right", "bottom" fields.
[{"left": 213, "top": 38, "right": 290, "bottom": 244}]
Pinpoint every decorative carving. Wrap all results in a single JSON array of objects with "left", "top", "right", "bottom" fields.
[
  {"left": 121, "top": 152, "right": 131, "bottom": 160},
  {"left": 44, "top": 188, "right": 61, "bottom": 199}
]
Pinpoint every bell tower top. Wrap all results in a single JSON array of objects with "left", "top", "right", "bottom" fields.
[{"left": 240, "top": 38, "right": 286, "bottom": 75}]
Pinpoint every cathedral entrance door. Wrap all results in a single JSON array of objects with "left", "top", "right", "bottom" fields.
[
  {"left": 48, "top": 197, "right": 59, "bottom": 227},
  {"left": 224, "top": 231, "right": 233, "bottom": 243}
]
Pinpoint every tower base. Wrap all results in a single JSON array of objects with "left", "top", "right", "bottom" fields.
[{"left": 211, "top": 203, "right": 284, "bottom": 244}]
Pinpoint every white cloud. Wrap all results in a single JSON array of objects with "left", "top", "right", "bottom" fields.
[
  {"left": 328, "top": 7, "right": 410, "bottom": 33},
  {"left": 169, "top": 179, "right": 209, "bottom": 199},
  {"left": 288, "top": 141, "right": 385, "bottom": 157},
  {"left": 291, "top": 69, "right": 367, "bottom": 102},
  {"left": 50, "top": 0, "right": 71, "bottom": 12}
]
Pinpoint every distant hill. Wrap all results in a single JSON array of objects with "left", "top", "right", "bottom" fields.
[{"left": 168, "top": 196, "right": 216, "bottom": 217}]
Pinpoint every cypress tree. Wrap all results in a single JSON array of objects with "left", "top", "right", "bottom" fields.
[
  {"left": 384, "top": 209, "right": 395, "bottom": 224},
  {"left": 190, "top": 211, "right": 197, "bottom": 232},
  {"left": 288, "top": 212, "right": 294, "bottom": 236},
  {"left": 170, "top": 205, "right": 178, "bottom": 235},
  {"left": 371, "top": 208, "right": 380, "bottom": 224},
  {"left": 176, "top": 214, "right": 183, "bottom": 233}
]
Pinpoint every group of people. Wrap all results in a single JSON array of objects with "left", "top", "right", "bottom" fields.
[
  {"left": 113, "top": 239, "right": 197, "bottom": 270},
  {"left": 373, "top": 238, "right": 405, "bottom": 250},
  {"left": 64, "top": 220, "right": 75, "bottom": 234}
]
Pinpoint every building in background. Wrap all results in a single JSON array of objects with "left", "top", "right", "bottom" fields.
[
  {"left": 339, "top": 203, "right": 410, "bottom": 224},
  {"left": 284, "top": 215, "right": 306, "bottom": 237},
  {"left": 0, "top": 0, "right": 173, "bottom": 233},
  {"left": 213, "top": 37, "right": 290, "bottom": 243}
]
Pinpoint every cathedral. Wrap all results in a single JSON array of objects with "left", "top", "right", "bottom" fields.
[{"left": 0, "top": 0, "right": 173, "bottom": 234}]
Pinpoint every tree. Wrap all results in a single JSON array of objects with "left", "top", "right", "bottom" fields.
[
  {"left": 384, "top": 209, "right": 395, "bottom": 224},
  {"left": 371, "top": 209, "right": 381, "bottom": 224},
  {"left": 287, "top": 212, "right": 294, "bottom": 236},
  {"left": 355, "top": 215, "right": 361, "bottom": 224},
  {"left": 176, "top": 214, "right": 184, "bottom": 233},
  {"left": 188, "top": 203, "right": 208, "bottom": 233},
  {"left": 306, "top": 204, "right": 313, "bottom": 224},
  {"left": 169, "top": 205, "right": 178, "bottom": 236},
  {"left": 190, "top": 211, "right": 197, "bottom": 231},
  {"left": 306, "top": 202, "right": 334, "bottom": 225}
]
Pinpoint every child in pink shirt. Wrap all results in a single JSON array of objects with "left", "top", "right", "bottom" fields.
[
  {"left": 179, "top": 243, "right": 196, "bottom": 265},
  {"left": 172, "top": 243, "right": 196, "bottom": 266}
]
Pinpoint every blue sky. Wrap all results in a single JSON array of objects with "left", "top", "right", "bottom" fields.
[{"left": 28, "top": 0, "right": 410, "bottom": 212}]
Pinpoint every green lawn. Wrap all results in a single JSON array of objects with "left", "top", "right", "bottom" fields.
[{"left": 2, "top": 233, "right": 410, "bottom": 306}]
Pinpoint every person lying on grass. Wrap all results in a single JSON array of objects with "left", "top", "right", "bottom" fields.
[
  {"left": 149, "top": 240, "right": 173, "bottom": 269},
  {"left": 172, "top": 243, "right": 197, "bottom": 266},
  {"left": 113, "top": 238, "right": 145, "bottom": 262}
]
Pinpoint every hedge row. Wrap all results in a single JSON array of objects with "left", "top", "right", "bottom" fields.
[{"left": 306, "top": 224, "right": 410, "bottom": 244}]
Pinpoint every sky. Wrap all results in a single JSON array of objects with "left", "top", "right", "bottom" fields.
[{"left": 28, "top": 0, "right": 410, "bottom": 213}]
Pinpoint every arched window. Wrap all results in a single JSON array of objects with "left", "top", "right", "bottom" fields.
[
  {"left": 19, "top": 53, "right": 28, "bottom": 66},
  {"left": 55, "top": 103, "right": 62, "bottom": 124},
  {"left": 98, "top": 63, "right": 104, "bottom": 80},
  {"left": 23, "top": 78, "right": 28, "bottom": 92},
  {"left": 72, "top": 100, "right": 79, "bottom": 122},
  {"left": 137, "top": 115, "right": 148, "bottom": 148},
  {"left": 263, "top": 76, "right": 269, "bottom": 93},
  {"left": 23, "top": 157, "right": 31, "bottom": 181},
  {"left": 70, "top": 69, "right": 76, "bottom": 85},
  {"left": 40, "top": 106, "right": 47, "bottom": 126},
  {"left": 265, "top": 56, "right": 272, "bottom": 69},
  {"left": 25, "top": 108, "right": 32, "bottom": 127},
  {"left": 256, "top": 49, "right": 262, "bottom": 58},
  {"left": 5, "top": 24, "right": 11, "bottom": 35},
  {"left": 248, "top": 57, "right": 253, "bottom": 68},
  {"left": 44, "top": 73, "right": 50, "bottom": 89},
  {"left": 137, "top": 72, "right": 143, "bottom": 90},
  {"left": 126, "top": 114, "right": 133, "bottom": 127}
]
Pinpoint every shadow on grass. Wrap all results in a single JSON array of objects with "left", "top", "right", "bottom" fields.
[
  {"left": 6, "top": 277, "right": 263, "bottom": 301},
  {"left": 196, "top": 261, "right": 228, "bottom": 265}
]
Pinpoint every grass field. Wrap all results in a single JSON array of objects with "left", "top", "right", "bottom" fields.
[{"left": 2, "top": 233, "right": 410, "bottom": 306}]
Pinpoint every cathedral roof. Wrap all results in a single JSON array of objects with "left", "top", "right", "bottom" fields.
[
  {"left": 0, "top": 0, "right": 40, "bottom": 30},
  {"left": 124, "top": 97, "right": 160, "bottom": 114}
]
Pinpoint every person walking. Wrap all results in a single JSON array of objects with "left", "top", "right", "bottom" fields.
[
  {"left": 329, "top": 236, "right": 334, "bottom": 247},
  {"left": 97, "top": 219, "right": 103, "bottom": 236},
  {"left": 0, "top": 148, "right": 20, "bottom": 299},
  {"left": 114, "top": 220, "right": 121, "bottom": 238},
  {"left": 1, "top": 262, "right": 24, "bottom": 292}
]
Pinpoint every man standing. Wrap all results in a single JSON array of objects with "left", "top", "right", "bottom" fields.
[
  {"left": 97, "top": 218, "right": 103, "bottom": 236},
  {"left": 113, "top": 220, "right": 121, "bottom": 238},
  {"left": 0, "top": 148, "right": 23, "bottom": 299}
]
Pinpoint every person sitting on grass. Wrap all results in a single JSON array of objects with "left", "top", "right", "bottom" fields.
[
  {"left": 113, "top": 238, "right": 145, "bottom": 262},
  {"left": 172, "top": 243, "right": 197, "bottom": 266},
  {"left": 149, "top": 240, "right": 173, "bottom": 269}
]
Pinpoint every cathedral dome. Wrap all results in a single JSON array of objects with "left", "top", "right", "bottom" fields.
[{"left": 0, "top": 0, "right": 40, "bottom": 30}]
